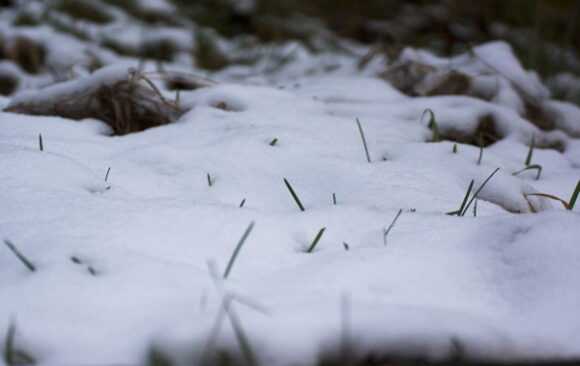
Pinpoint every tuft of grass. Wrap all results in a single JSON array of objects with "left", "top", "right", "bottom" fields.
[
  {"left": 223, "top": 222, "right": 255, "bottom": 279},
  {"left": 207, "top": 173, "right": 213, "bottom": 187},
  {"left": 513, "top": 164, "right": 542, "bottom": 180},
  {"left": 38, "top": 134, "right": 43, "bottom": 151},
  {"left": 462, "top": 168, "right": 500, "bottom": 216},
  {"left": 269, "top": 138, "right": 278, "bottom": 146},
  {"left": 447, "top": 180, "right": 474, "bottom": 216},
  {"left": 355, "top": 118, "right": 371, "bottom": 163},
  {"left": 332, "top": 193, "right": 337, "bottom": 205},
  {"left": 3, "top": 320, "right": 36, "bottom": 366},
  {"left": 421, "top": 109, "right": 441, "bottom": 142},
  {"left": 306, "top": 227, "right": 326, "bottom": 253},
  {"left": 283, "top": 178, "right": 305, "bottom": 211},
  {"left": 525, "top": 179, "right": 580, "bottom": 210},
  {"left": 383, "top": 209, "right": 403, "bottom": 245},
  {"left": 477, "top": 133, "right": 484, "bottom": 165},
  {"left": 239, "top": 199, "right": 246, "bottom": 208},
  {"left": 3, "top": 240, "right": 36, "bottom": 272}
]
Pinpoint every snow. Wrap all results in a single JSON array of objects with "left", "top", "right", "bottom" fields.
[{"left": 1, "top": 10, "right": 580, "bottom": 366}]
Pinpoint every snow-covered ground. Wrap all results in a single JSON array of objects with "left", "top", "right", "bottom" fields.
[{"left": 1, "top": 2, "right": 580, "bottom": 366}]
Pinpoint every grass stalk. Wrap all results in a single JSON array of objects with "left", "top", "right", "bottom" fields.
[
  {"left": 421, "top": 109, "right": 441, "bottom": 142},
  {"left": 104, "top": 167, "right": 111, "bottom": 182},
  {"left": 447, "top": 180, "right": 474, "bottom": 216},
  {"left": 452, "top": 143, "right": 457, "bottom": 154},
  {"left": 269, "top": 138, "right": 278, "bottom": 146},
  {"left": 461, "top": 168, "right": 500, "bottom": 216},
  {"left": 3, "top": 240, "right": 36, "bottom": 272},
  {"left": 332, "top": 193, "right": 337, "bottom": 205},
  {"left": 306, "top": 227, "right": 326, "bottom": 253},
  {"left": 283, "top": 178, "right": 305, "bottom": 211},
  {"left": 513, "top": 164, "right": 542, "bottom": 180},
  {"left": 38, "top": 134, "right": 43, "bottom": 151},
  {"left": 223, "top": 222, "right": 255, "bottom": 279},
  {"left": 477, "top": 133, "right": 484, "bottom": 165},
  {"left": 355, "top": 118, "right": 371, "bottom": 163},
  {"left": 383, "top": 209, "right": 402, "bottom": 245},
  {"left": 239, "top": 199, "right": 246, "bottom": 208},
  {"left": 207, "top": 173, "right": 213, "bottom": 187},
  {"left": 525, "top": 133, "right": 535, "bottom": 166}
]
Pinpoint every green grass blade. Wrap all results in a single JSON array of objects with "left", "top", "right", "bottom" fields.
[
  {"left": 421, "top": 109, "right": 441, "bottom": 142},
  {"left": 525, "top": 133, "right": 535, "bottom": 166},
  {"left": 3, "top": 240, "right": 36, "bottom": 272},
  {"left": 512, "top": 164, "right": 542, "bottom": 180},
  {"left": 567, "top": 179, "right": 580, "bottom": 210},
  {"left": 477, "top": 133, "right": 484, "bottom": 165},
  {"left": 355, "top": 118, "right": 371, "bottom": 163},
  {"left": 383, "top": 209, "right": 402, "bottom": 245},
  {"left": 239, "top": 199, "right": 246, "bottom": 208},
  {"left": 452, "top": 144, "right": 457, "bottom": 154},
  {"left": 450, "top": 180, "right": 474, "bottom": 217},
  {"left": 223, "top": 222, "right": 255, "bottom": 279},
  {"left": 461, "top": 168, "right": 500, "bottom": 216},
  {"left": 207, "top": 173, "right": 213, "bottom": 187},
  {"left": 332, "top": 193, "right": 337, "bottom": 205},
  {"left": 306, "top": 227, "right": 326, "bottom": 253},
  {"left": 283, "top": 178, "right": 305, "bottom": 211},
  {"left": 38, "top": 134, "right": 43, "bottom": 152},
  {"left": 104, "top": 167, "right": 111, "bottom": 182},
  {"left": 269, "top": 138, "right": 278, "bottom": 146}
]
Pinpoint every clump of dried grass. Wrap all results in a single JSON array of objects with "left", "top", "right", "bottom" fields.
[
  {"left": 4, "top": 67, "right": 188, "bottom": 135},
  {"left": 1, "top": 36, "right": 45, "bottom": 74}
]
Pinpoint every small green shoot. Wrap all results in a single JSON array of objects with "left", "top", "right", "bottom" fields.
[
  {"left": 447, "top": 180, "right": 474, "bottom": 216},
  {"left": 207, "top": 173, "right": 213, "bottom": 187},
  {"left": 525, "top": 133, "right": 535, "bottom": 166},
  {"left": 38, "top": 134, "right": 43, "bottom": 151},
  {"left": 306, "top": 227, "right": 326, "bottom": 253},
  {"left": 525, "top": 179, "right": 580, "bottom": 210},
  {"left": 421, "top": 109, "right": 441, "bottom": 142},
  {"left": 269, "top": 138, "right": 278, "bottom": 146},
  {"left": 477, "top": 133, "right": 484, "bottom": 165},
  {"left": 4, "top": 320, "right": 36, "bottom": 366},
  {"left": 3, "top": 240, "right": 36, "bottom": 272},
  {"left": 383, "top": 209, "right": 402, "bottom": 245},
  {"left": 239, "top": 199, "right": 246, "bottom": 208},
  {"left": 332, "top": 193, "right": 337, "bottom": 205},
  {"left": 355, "top": 118, "right": 371, "bottom": 163},
  {"left": 342, "top": 242, "right": 349, "bottom": 251},
  {"left": 223, "top": 222, "right": 255, "bottom": 279},
  {"left": 283, "top": 178, "right": 305, "bottom": 211},
  {"left": 513, "top": 164, "right": 542, "bottom": 180},
  {"left": 452, "top": 143, "right": 457, "bottom": 154},
  {"left": 461, "top": 168, "right": 500, "bottom": 216},
  {"left": 104, "top": 167, "right": 111, "bottom": 182}
]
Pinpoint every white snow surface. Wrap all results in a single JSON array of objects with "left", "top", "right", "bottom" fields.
[{"left": 1, "top": 43, "right": 580, "bottom": 365}]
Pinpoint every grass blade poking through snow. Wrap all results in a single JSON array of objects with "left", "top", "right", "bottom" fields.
[
  {"left": 3, "top": 240, "right": 36, "bottom": 272},
  {"left": 306, "top": 227, "right": 326, "bottom": 253},
  {"left": 223, "top": 222, "right": 255, "bottom": 279},
  {"left": 513, "top": 164, "right": 542, "bottom": 180},
  {"left": 239, "top": 199, "right": 246, "bottom": 208},
  {"left": 383, "top": 209, "right": 402, "bottom": 245},
  {"left": 421, "top": 109, "right": 441, "bottom": 143},
  {"left": 4, "top": 320, "right": 36, "bottom": 366},
  {"left": 269, "top": 138, "right": 278, "bottom": 146},
  {"left": 525, "top": 133, "right": 535, "bottom": 166},
  {"left": 207, "top": 173, "right": 213, "bottom": 187},
  {"left": 461, "top": 168, "right": 500, "bottom": 216},
  {"left": 477, "top": 133, "right": 484, "bottom": 165},
  {"left": 283, "top": 178, "right": 305, "bottom": 211},
  {"left": 355, "top": 118, "right": 371, "bottom": 163},
  {"left": 332, "top": 193, "right": 337, "bottom": 205},
  {"left": 38, "top": 134, "right": 43, "bottom": 151},
  {"left": 447, "top": 180, "right": 474, "bottom": 216},
  {"left": 525, "top": 179, "right": 580, "bottom": 210}
]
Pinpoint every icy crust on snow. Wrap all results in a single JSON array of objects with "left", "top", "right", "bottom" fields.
[{"left": 1, "top": 67, "right": 580, "bottom": 365}]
